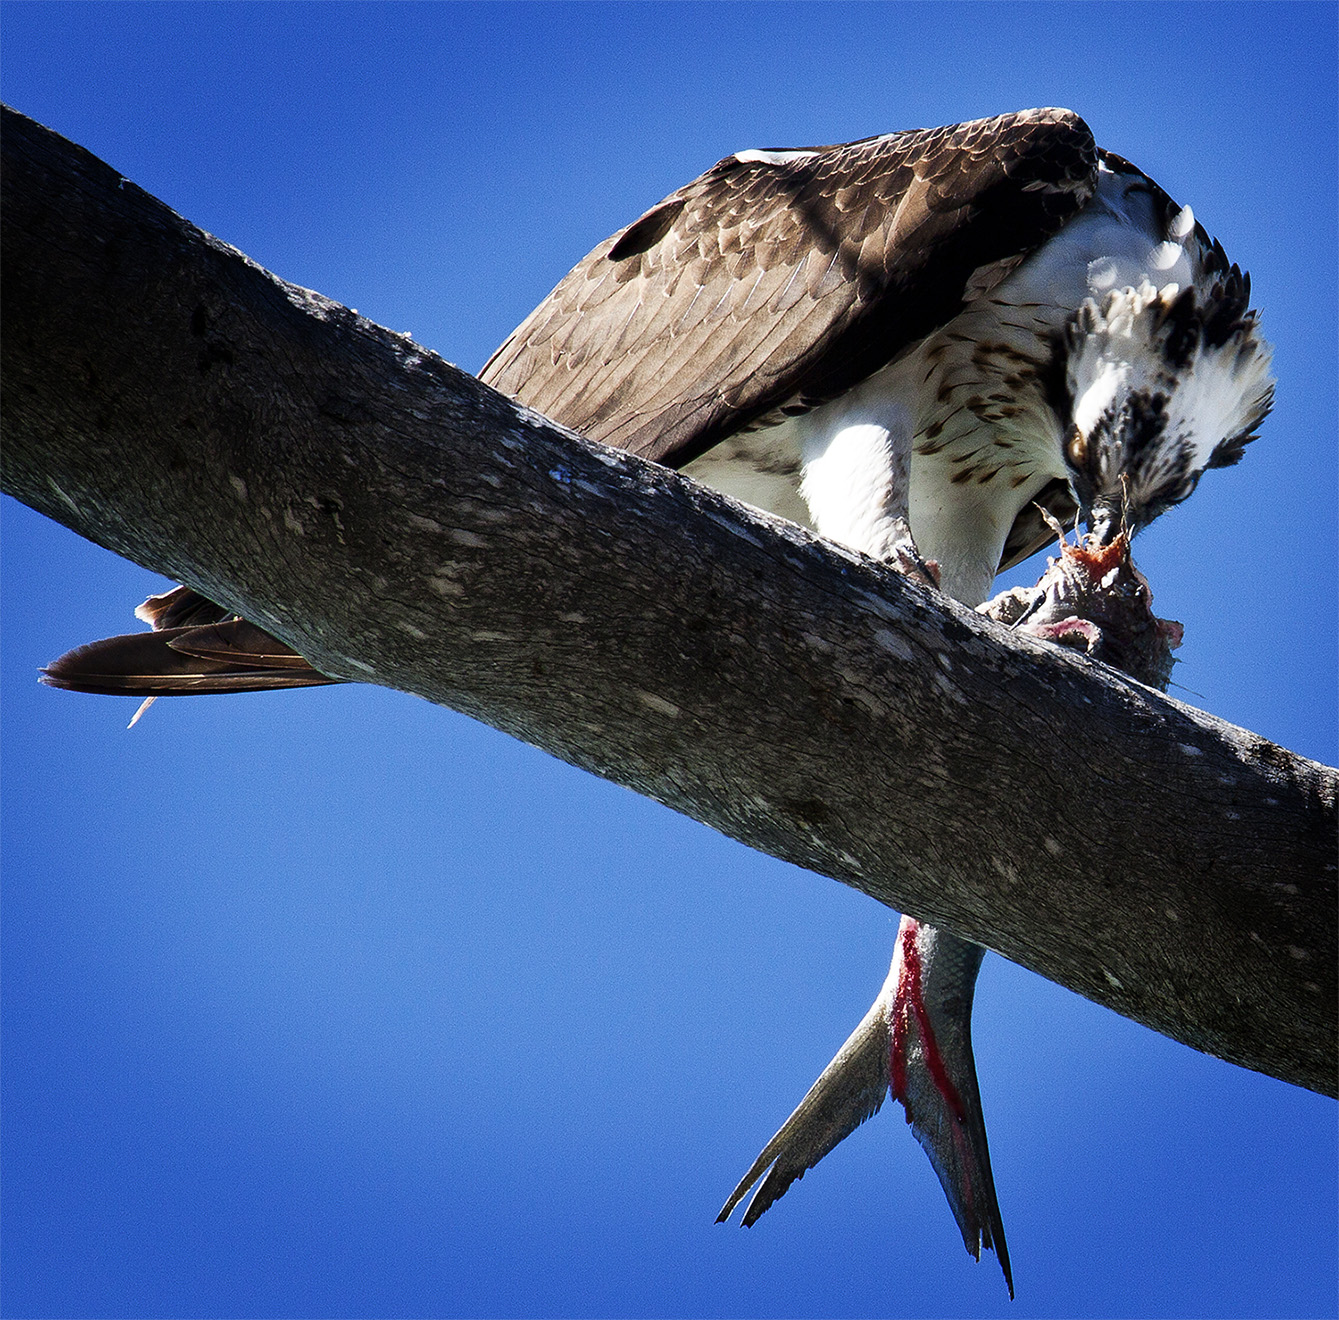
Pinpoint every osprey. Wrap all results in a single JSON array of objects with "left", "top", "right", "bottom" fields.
[
  {"left": 483, "top": 108, "right": 1272, "bottom": 1295},
  {"left": 44, "top": 109, "right": 1273, "bottom": 1295}
]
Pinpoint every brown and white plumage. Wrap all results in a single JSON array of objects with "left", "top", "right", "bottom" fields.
[
  {"left": 480, "top": 106, "right": 1271, "bottom": 1293},
  {"left": 482, "top": 108, "right": 1095, "bottom": 474},
  {"left": 45, "top": 108, "right": 1273, "bottom": 1295},
  {"left": 481, "top": 108, "right": 1270, "bottom": 603}
]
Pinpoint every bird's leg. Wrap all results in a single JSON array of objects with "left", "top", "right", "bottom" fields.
[
  {"left": 798, "top": 418, "right": 940, "bottom": 589},
  {"left": 879, "top": 419, "right": 941, "bottom": 589},
  {"left": 880, "top": 517, "right": 942, "bottom": 590}
]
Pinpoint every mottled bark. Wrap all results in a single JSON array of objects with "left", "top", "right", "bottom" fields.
[{"left": 3, "top": 106, "right": 1334, "bottom": 1096}]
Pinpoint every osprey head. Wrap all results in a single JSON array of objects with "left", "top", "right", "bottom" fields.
[{"left": 1061, "top": 273, "right": 1274, "bottom": 543}]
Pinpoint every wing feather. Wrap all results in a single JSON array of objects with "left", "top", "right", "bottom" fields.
[{"left": 481, "top": 109, "right": 1097, "bottom": 477}]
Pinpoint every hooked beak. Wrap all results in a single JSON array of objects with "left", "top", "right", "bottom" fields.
[
  {"left": 1085, "top": 475, "right": 1136, "bottom": 547},
  {"left": 1086, "top": 502, "right": 1125, "bottom": 546}
]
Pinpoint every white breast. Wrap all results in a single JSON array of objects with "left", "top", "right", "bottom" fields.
[{"left": 683, "top": 162, "right": 1198, "bottom": 607}]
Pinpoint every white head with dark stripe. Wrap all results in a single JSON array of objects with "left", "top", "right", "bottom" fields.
[{"left": 1061, "top": 266, "right": 1274, "bottom": 542}]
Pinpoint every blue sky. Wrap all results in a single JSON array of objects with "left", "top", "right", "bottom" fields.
[{"left": 2, "top": 4, "right": 1335, "bottom": 1317}]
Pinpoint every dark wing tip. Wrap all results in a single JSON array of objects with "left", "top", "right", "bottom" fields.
[{"left": 999, "top": 479, "right": 1078, "bottom": 572}]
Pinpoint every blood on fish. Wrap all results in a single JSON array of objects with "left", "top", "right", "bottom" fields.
[
  {"left": 1064, "top": 529, "right": 1129, "bottom": 577},
  {"left": 889, "top": 919, "right": 970, "bottom": 1125}
]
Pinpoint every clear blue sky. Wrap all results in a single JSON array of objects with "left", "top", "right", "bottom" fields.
[{"left": 3, "top": 4, "right": 1335, "bottom": 1318}]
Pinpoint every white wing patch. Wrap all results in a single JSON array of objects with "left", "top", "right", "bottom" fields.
[
  {"left": 1003, "top": 163, "right": 1196, "bottom": 312},
  {"left": 732, "top": 148, "right": 822, "bottom": 166}
]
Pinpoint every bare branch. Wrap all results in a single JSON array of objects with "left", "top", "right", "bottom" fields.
[{"left": 3, "top": 106, "right": 1334, "bottom": 1096}]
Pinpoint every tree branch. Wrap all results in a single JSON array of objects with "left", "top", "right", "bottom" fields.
[{"left": 3, "top": 106, "right": 1334, "bottom": 1097}]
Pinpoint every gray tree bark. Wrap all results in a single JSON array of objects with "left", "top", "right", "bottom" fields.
[{"left": 3, "top": 106, "right": 1334, "bottom": 1097}]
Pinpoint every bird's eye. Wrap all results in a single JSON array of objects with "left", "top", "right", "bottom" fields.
[
  {"left": 1065, "top": 426, "right": 1089, "bottom": 470},
  {"left": 1171, "top": 477, "right": 1198, "bottom": 507}
]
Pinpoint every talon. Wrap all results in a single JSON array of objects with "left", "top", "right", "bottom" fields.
[{"left": 883, "top": 518, "right": 942, "bottom": 589}]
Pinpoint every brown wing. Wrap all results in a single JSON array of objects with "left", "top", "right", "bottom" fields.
[{"left": 482, "top": 108, "right": 1097, "bottom": 476}]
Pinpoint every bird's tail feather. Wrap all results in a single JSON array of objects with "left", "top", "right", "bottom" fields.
[{"left": 41, "top": 586, "right": 339, "bottom": 697}]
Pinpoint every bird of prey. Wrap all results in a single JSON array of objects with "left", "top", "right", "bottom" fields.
[{"left": 44, "top": 108, "right": 1273, "bottom": 1295}]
